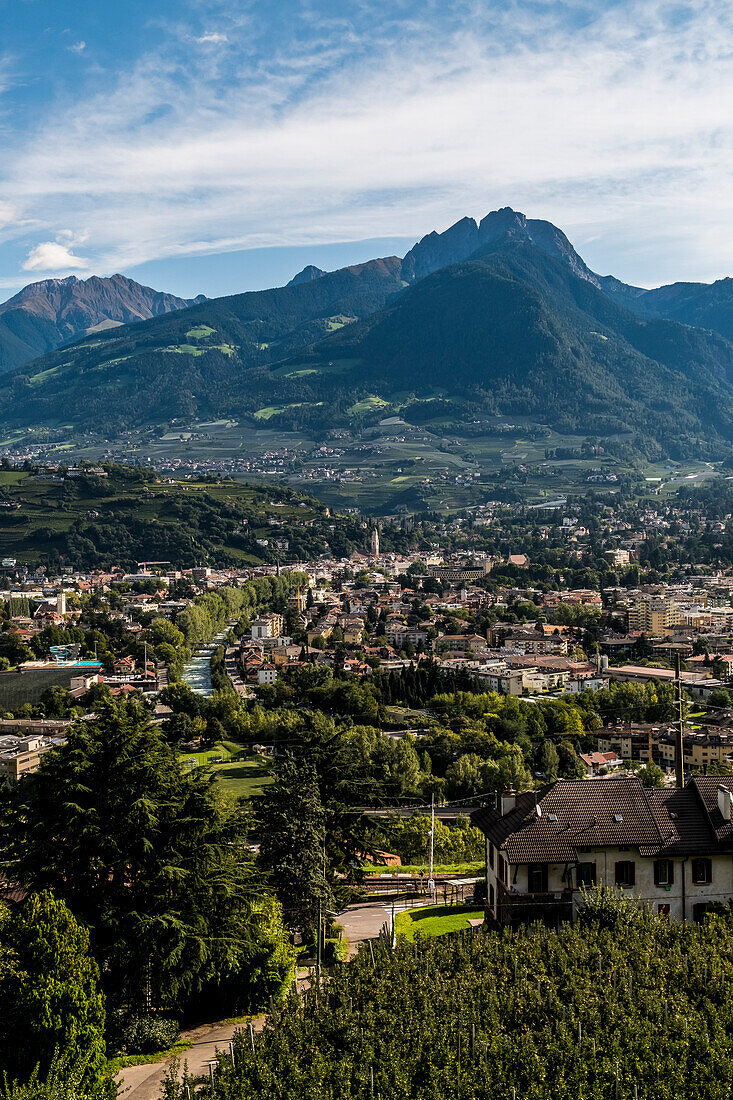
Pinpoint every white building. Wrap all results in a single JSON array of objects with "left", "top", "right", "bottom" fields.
[{"left": 474, "top": 776, "right": 733, "bottom": 926}]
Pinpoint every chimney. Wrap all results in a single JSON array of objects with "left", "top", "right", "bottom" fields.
[
  {"left": 500, "top": 792, "right": 517, "bottom": 815},
  {"left": 718, "top": 785, "right": 732, "bottom": 821}
]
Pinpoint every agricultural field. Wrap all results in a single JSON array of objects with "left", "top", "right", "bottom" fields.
[
  {"left": 0, "top": 465, "right": 342, "bottom": 567},
  {"left": 4, "top": 411, "right": 714, "bottom": 516},
  {"left": 223, "top": 906, "right": 733, "bottom": 1098}
]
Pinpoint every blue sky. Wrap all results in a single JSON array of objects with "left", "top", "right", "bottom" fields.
[{"left": 1, "top": 0, "right": 733, "bottom": 299}]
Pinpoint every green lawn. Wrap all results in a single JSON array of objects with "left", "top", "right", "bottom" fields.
[
  {"left": 394, "top": 905, "right": 484, "bottom": 941},
  {"left": 364, "top": 861, "right": 483, "bottom": 877},
  {"left": 179, "top": 743, "right": 273, "bottom": 798},
  {"left": 213, "top": 756, "right": 273, "bottom": 798}
]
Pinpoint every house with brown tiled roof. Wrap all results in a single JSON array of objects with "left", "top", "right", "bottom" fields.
[{"left": 473, "top": 776, "right": 733, "bottom": 927}]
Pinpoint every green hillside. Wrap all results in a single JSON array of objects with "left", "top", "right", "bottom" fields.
[
  {"left": 0, "top": 258, "right": 404, "bottom": 435},
  {"left": 2, "top": 224, "right": 733, "bottom": 461},
  {"left": 299, "top": 238, "right": 733, "bottom": 456},
  {"left": 0, "top": 463, "right": 368, "bottom": 569}
]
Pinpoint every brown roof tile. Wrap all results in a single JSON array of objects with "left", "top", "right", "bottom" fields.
[{"left": 474, "top": 778, "right": 664, "bottom": 863}]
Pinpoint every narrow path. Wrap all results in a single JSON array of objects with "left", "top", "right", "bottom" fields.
[
  {"left": 117, "top": 900, "right": 390, "bottom": 1099},
  {"left": 117, "top": 1017, "right": 265, "bottom": 1100}
]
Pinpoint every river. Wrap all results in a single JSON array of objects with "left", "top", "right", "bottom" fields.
[{"left": 181, "top": 630, "right": 230, "bottom": 697}]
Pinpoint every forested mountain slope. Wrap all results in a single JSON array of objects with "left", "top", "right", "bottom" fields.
[{"left": 2, "top": 210, "right": 733, "bottom": 459}]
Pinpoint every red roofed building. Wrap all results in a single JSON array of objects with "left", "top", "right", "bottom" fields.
[{"left": 579, "top": 750, "right": 624, "bottom": 776}]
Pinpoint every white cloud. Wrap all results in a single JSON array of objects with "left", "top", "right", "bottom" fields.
[
  {"left": 22, "top": 241, "right": 90, "bottom": 272},
  {"left": 68, "top": 41, "right": 86, "bottom": 53},
  {"left": 0, "top": 202, "right": 16, "bottom": 230},
  {"left": 5, "top": 1, "right": 733, "bottom": 286},
  {"left": 194, "top": 33, "right": 228, "bottom": 45}
]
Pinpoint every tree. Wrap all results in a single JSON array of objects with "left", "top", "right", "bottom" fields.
[
  {"left": 637, "top": 761, "right": 665, "bottom": 788},
  {"left": 258, "top": 757, "right": 331, "bottom": 942},
  {"left": 0, "top": 892, "right": 108, "bottom": 1094},
  {"left": 38, "top": 686, "right": 73, "bottom": 719},
  {"left": 537, "top": 740, "right": 560, "bottom": 782},
  {"left": 557, "top": 739, "right": 586, "bottom": 780},
  {"left": 0, "top": 698, "right": 291, "bottom": 1015},
  {"left": 496, "top": 746, "right": 533, "bottom": 792}
]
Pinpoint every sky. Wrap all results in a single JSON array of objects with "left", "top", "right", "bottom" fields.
[{"left": 1, "top": 0, "right": 733, "bottom": 300}]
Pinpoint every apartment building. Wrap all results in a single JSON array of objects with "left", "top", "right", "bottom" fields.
[{"left": 627, "top": 595, "right": 681, "bottom": 634}]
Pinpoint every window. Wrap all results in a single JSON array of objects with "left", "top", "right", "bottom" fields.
[
  {"left": 615, "top": 860, "right": 635, "bottom": 888},
  {"left": 658, "top": 903, "right": 670, "bottom": 918},
  {"left": 693, "top": 902, "right": 712, "bottom": 923},
  {"left": 489, "top": 842, "right": 495, "bottom": 871},
  {"left": 654, "top": 859, "right": 674, "bottom": 887},
  {"left": 692, "top": 858, "right": 712, "bottom": 885},
  {"left": 576, "top": 862, "right": 596, "bottom": 888},
  {"left": 528, "top": 864, "right": 548, "bottom": 893}
]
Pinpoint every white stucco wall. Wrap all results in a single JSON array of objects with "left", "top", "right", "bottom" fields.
[{"left": 484, "top": 840, "right": 733, "bottom": 923}]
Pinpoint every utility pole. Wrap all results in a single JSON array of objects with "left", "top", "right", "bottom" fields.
[
  {"left": 675, "top": 653, "right": 684, "bottom": 788},
  {"left": 427, "top": 793, "right": 435, "bottom": 897}
]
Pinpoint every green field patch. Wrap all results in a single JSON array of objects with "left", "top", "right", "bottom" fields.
[
  {"left": 162, "top": 343, "right": 236, "bottom": 358},
  {"left": 348, "top": 395, "right": 389, "bottom": 416},
  {"left": 324, "top": 315, "right": 356, "bottom": 331},
  {"left": 394, "top": 904, "right": 484, "bottom": 941},
  {"left": 254, "top": 402, "right": 322, "bottom": 421},
  {"left": 186, "top": 325, "right": 217, "bottom": 339},
  {"left": 179, "top": 744, "right": 272, "bottom": 798},
  {"left": 162, "top": 344, "right": 205, "bottom": 356},
  {"left": 364, "top": 862, "right": 483, "bottom": 877},
  {"left": 271, "top": 361, "right": 320, "bottom": 378},
  {"left": 91, "top": 355, "right": 136, "bottom": 373},
  {"left": 28, "top": 366, "right": 62, "bottom": 387}
]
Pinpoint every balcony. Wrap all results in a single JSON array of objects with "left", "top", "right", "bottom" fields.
[{"left": 497, "top": 881, "right": 574, "bottom": 927}]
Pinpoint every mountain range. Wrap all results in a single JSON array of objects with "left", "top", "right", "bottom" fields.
[
  {"left": 3, "top": 208, "right": 733, "bottom": 459},
  {"left": 0, "top": 274, "right": 205, "bottom": 374}
]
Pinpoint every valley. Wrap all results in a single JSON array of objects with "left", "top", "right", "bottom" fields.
[{"left": 3, "top": 413, "right": 716, "bottom": 516}]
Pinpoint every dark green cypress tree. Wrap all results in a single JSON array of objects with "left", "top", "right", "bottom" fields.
[{"left": 258, "top": 757, "right": 331, "bottom": 942}]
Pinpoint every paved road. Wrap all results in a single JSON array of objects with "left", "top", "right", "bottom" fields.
[
  {"left": 337, "top": 897, "right": 391, "bottom": 959},
  {"left": 117, "top": 899, "right": 390, "bottom": 1100}
]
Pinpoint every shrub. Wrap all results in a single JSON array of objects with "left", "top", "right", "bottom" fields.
[{"left": 117, "top": 1015, "right": 180, "bottom": 1054}]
